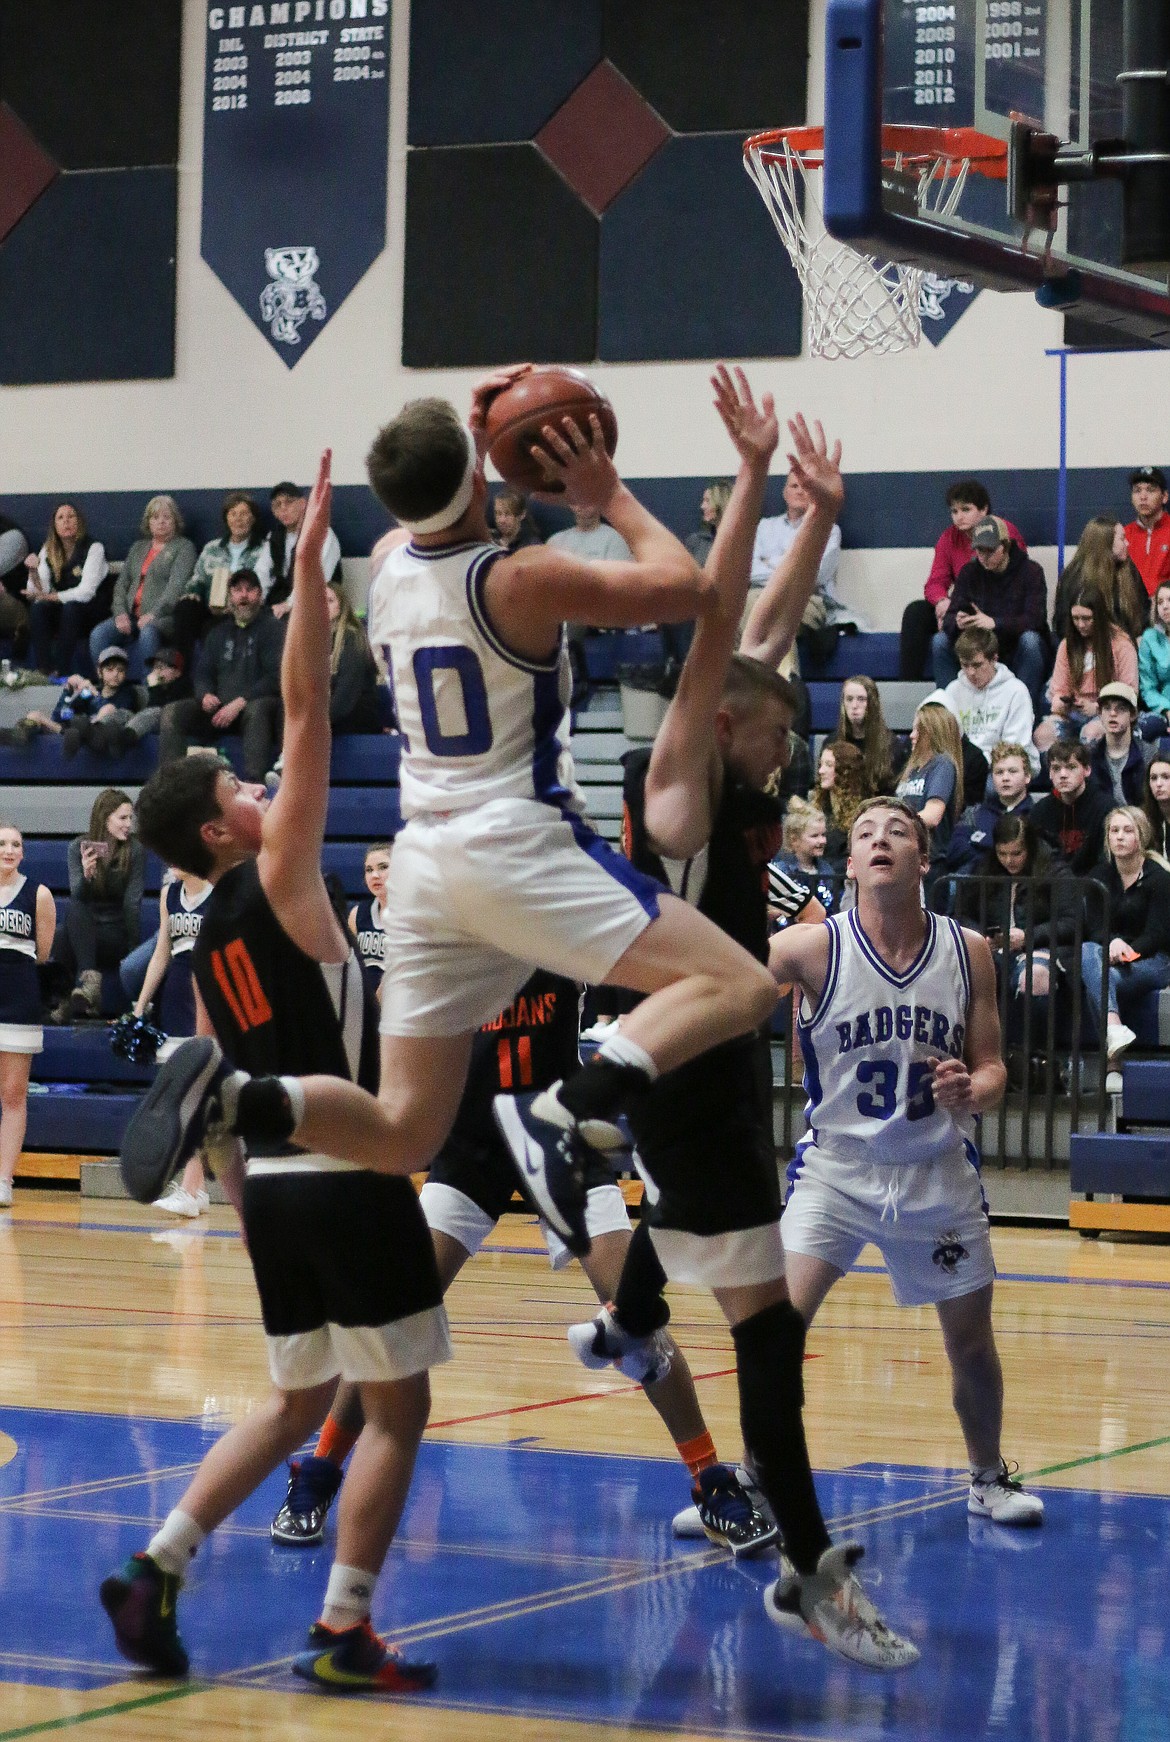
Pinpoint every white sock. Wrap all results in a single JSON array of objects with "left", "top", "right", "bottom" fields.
[
  {"left": 321, "top": 1562, "right": 376, "bottom": 1630},
  {"left": 596, "top": 1031, "right": 658, "bottom": 1081},
  {"left": 279, "top": 1076, "right": 306, "bottom": 1134},
  {"left": 146, "top": 1508, "right": 205, "bottom": 1579}
]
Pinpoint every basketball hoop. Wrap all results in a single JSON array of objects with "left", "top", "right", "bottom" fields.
[{"left": 744, "top": 125, "right": 1008, "bottom": 360}]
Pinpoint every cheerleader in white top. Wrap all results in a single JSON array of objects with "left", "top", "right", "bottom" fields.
[
  {"left": 135, "top": 868, "right": 213, "bottom": 1216},
  {"left": 768, "top": 797, "right": 1045, "bottom": 1527},
  {"left": 0, "top": 825, "right": 56, "bottom": 1207}
]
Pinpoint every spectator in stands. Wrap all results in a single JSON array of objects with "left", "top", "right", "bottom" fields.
[
  {"left": 934, "top": 516, "right": 1050, "bottom": 711},
  {"left": 90, "top": 496, "right": 195, "bottom": 677},
  {"left": 900, "top": 480, "right": 1024, "bottom": 679},
  {"left": 159, "top": 570, "right": 283, "bottom": 780},
  {"left": 827, "top": 675, "right": 897, "bottom": 795},
  {"left": 1, "top": 647, "right": 138, "bottom": 753},
  {"left": 0, "top": 508, "right": 30, "bottom": 647},
  {"left": 0, "top": 823, "right": 56, "bottom": 1208},
  {"left": 490, "top": 488, "right": 542, "bottom": 551},
  {"left": 1035, "top": 588, "right": 1142, "bottom": 753},
  {"left": 773, "top": 797, "right": 838, "bottom": 916},
  {"left": 111, "top": 648, "right": 193, "bottom": 756},
  {"left": 1124, "top": 466, "right": 1170, "bottom": 598},
  {"left": 935, "top": 626, "right": 1038, "bottom": 773},
  {"left": 1139, "top": 580, "right": 1170, "bottom": 725},
  {"left": 1141, "top": 755, "right": 1170, "bottom": 862},
  {"left": 751, "top": 463, "right": 852, "bottom": 667},
  {"left": 814, "top": 740, "right": 864, "bottom": 869},
  {"left": 684, "top": 482, "right": 732, "bottom": 567},
  {"left": 972, "top": 814, "right": 1069, "bottom": 1004},
  {"left": 350, "top": 841, "right": 392, "bottom": 1002},
  {"left": 1081, "top": 805, "right": 1170, "bottom": 1062},
  {"left": 1052, "top": 514, "right": 1147, "bottom": 645},
  {"left": 266, "top": 479, "right": 342, "bottom": 620},
  {"left": 895, "top": 700, "right": 964, "bottom": 861},
  {"left": 54, "top": 789, "right": 143, "bottom": 1021},
  {"left": 549, "top": 502, "right": 632, "bottom": 563},
  {"left": 1032, "top": 741, "right": 1110, "bottom": 874},
  {"left": 22, "top": 503, "right": 112, "bottom": 676},
  {"left": 765, "top": 730, "right": 813, "bottom": 819},
  {"left": 947, "top": 741, "right": 1034, "bottom": 872},
  {"left": 173, "top": 492, "right": 271, "bottom": 658},
  {"left": 1088, "top": 682, "right": 1159, "bottom": 808},
  {"left": 326, "top": 581, "right": 380, "bottom": 733}
]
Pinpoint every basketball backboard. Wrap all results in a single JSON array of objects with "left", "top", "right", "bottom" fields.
[{"left": 823, "top": 0, "right": 1170, "bottom": 341}]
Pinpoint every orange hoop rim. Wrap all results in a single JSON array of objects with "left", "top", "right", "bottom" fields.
[{"left": 744, "top": 124, "right": 1008, "bottom": 179}]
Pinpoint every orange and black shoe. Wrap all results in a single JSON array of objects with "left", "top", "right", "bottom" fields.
[{"left": 292, "top": 1619, "right": 437, "bottom": 1693}]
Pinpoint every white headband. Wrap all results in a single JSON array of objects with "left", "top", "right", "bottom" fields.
[{"left": 400, "top": 424, "right": 478, "bottom": 534}]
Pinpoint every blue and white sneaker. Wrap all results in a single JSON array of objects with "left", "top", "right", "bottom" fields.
[
  {"left": 272, "top": 1455, "right": 344, "bottom": 1546},
  {"left": 119, "top": 1037, "right": 236, "bottom": 1205},
  {"left": 493, "top": 1085, "right": 591, "bottom": 1257}
]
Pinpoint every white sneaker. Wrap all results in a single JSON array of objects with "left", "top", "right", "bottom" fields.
[
  {"left": 968, "top": 1460, "right": 1045, "bottom": 1526},
  {"left": 566, "top": 1305, "right": 672, "bottom": 1384},
  {"left": 0, "top": 1178, "right": 11, "bottom": 1208},
  {"left": 1105, "top": 1071, "right": 1123, "bottom": 1096},
  {"left": 1106, "top": 1023, "right": 1137, "bottom": 1059},
  {"left": 153, "top": 1183, "right": 209, "bottom": 1218},
  {"left": 671, "top": 1502, "right": 705, "bottom": 1539},
  {"left": 765, "top": 1544, "right": 920, "bottom": 1671}
]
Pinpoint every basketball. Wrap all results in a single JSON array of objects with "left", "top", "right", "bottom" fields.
[{"left": 484, "top": 366, "right": 617, "bottom": 494}]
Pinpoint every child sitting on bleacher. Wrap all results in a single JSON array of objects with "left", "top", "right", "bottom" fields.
[{"left": 0, "top": 647, "right": 138, "bottom": 755}]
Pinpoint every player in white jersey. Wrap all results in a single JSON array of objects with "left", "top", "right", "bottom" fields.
[
  {"left": 768, "top": 798, "right": 1044, "bottom": 1526},
  {"left": 131, "top": 374, "right": 778, "bottom": 1262}
]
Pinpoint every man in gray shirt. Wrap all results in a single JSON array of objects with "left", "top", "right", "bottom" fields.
[{"left": 548, "top": 505, "right": 632, "bottom": 563}]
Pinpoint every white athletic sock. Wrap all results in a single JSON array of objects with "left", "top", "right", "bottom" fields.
[
  {"left": 279, "top": 1076, "right": 306, "bottom": 1134},
  {"left": 146, "top": 1509, "right": 204, "bottom": 1579},
  {"left": 595, "top": 1031, "right": 658, "bottom": 1081},
  {"left": 321, "top": 1562, "right": 376, "bottom": 1630}
]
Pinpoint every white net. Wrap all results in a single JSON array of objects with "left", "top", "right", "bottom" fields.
[{"left": 745, "top": 134, "right": 973, "bottom": 361}]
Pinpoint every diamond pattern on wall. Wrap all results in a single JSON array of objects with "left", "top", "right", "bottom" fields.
[
  {"left": 0, "top": 102, "right": 59, "bottom": 245},
  {"left": 535, "top": 60, "right": 669, "bottom": 216}
]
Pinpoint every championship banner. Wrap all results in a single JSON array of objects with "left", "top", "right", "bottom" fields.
[{"left": 201, "top": 1, "right": 390, "bottom": 365}]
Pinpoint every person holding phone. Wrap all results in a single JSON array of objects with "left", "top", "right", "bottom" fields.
[{"left": 53, "top": 790, "right": 143, "bottom": 1021}]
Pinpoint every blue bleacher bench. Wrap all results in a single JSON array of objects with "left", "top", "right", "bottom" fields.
[
  {"left": 0, "top": 732, "right": 400, "bottom": 785},
  {"left": 1069, "top": 1133, "right": 1170, "bottom": 1198}
]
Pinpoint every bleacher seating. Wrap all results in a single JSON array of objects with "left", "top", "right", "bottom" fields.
[{"left": 1069, "top": 1060, "right": 1170, "bottom": 1235}]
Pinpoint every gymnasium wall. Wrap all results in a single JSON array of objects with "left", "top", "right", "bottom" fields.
[{"left": 1, "top": 0, "right": 1169, "bottom": 632}]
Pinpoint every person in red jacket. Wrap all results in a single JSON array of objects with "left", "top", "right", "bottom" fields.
[
  {"left": 899, "top": 479, "right": 1025, "bottom": 678},
  {"left": 1123, "top": 465, "right": 1170, "bottom": 597}
]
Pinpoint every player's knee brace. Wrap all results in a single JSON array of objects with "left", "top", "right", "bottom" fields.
[
  {"left": 612, "top": 1217, "right": 671, "bottom": 1338},
  {"left": 732, "top": 1298, "right": 807, "bottom": 1420}
]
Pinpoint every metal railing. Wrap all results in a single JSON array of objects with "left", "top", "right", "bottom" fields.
[{"left": 774, "top": 873, "right": 1115, "bottom": 1169}]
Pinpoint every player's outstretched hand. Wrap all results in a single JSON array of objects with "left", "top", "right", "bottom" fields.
[
  {"left": 296, "top": 449, "right": 333, "bottom": 578},
  {"left": 711, "top": 364, "right": 778, "bottom": 469},
  {"left": 531, "top": 413, "right": 620, "bottom": 513},
  {"left": 930, "top": 1056, "right": 974, "bottom": 1111},
  {"left": 469, "top": 363, "right": 534, "bottom": 460},
  {"left": 787, "top": 413, "right": 844, "bottom": 522}
]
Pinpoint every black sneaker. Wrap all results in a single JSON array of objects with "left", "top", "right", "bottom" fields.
[
  {"left": 271, "top": 1455, "right": 344, "bottom": 1546},
  {"left": 119, "top": 1036, "right": 234, "bottom": 1204},
  {"left": 99, "top": 1552, "right": 189, "bottom": 1676},
  {"left": 492, "top": 1085, "right": 590, "bottom": 1257},
  {"left": 692, "top": 1464, "right": 779, "bottom": 1558}
]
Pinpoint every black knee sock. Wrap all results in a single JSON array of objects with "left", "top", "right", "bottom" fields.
[
  {"left": 612, "top": 1217, "right": 671, "bottom": 1337},
  {"left": 234, "top": 1077, "right": 297, "bottom": 1144},
  {"left": 557, "top": 1057, "right": 652, "bottom": 1123},
  {"left": 732, "top": 1299, "right": 831, "bottom": 1576}
]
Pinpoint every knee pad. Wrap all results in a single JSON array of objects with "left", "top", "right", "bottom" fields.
[{"left": 732, "top": 1298, "right": 807, "bottom": 1413}]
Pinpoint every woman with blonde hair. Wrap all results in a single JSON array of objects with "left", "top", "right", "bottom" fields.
[
  {"left": 326, "top": 582, "right": 380, "bottom": 733},
  {"left": 1081, "top": 804, "right": 1170, "bottom": 1062},
  {"left": 815, "top": 738, "right": 865, "bottom": 868},
  {"left": 1052, "top": 513, "right": 1147, "bottom": 644},
  {"left": 23, "top": 501, "right": 112, "bottom": 676},
  {"left": 829, "top": 674, "right": 896, "bottom": 795},
  {"left": 89, "top": 495, "right": 196, "bottom": 677},
  {"left": 895, "top": 702, "right": 964, "bottom": 855}
]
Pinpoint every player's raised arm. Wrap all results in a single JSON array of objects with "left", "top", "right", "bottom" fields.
[
  {"left": 642, "top": 367, "right": 778, "bottom": 859},
  {"left": 931, "top": 929, "right": 1008, "bottom": 1115},
  {"left": 740, "top": 416, "right": 844, "bottom": 669},
  {"left": 262, "top": 448, "right": 335, "bottom": 880}
]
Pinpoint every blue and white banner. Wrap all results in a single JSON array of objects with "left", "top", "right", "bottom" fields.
[{"left": 201, "top": 1, "right": 390, "bottom": 365}]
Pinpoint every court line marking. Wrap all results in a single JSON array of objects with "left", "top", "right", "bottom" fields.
[
  {"left": 0, "top": 1684, "right": 201, "bottom": 1741},
  {"left": 428, "top": 1367, "right": 737, "bottom": 1431}
]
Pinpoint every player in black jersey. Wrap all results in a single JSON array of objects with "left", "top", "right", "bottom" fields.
[
  {"left": 272, "top": 967, "right": 775, "bottom": 1557},
  {"left": 569, "top": 373, "right": 918, "bottom": 1672},
  {"left": 100, "top": 452, "right": 450, "bottom": 1696}
]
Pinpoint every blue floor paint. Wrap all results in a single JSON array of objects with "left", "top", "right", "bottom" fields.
[{"left": 1, "top": 1407, "right": 1168, "bottom": 1738}]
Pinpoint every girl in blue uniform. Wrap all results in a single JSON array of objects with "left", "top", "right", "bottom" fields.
[
  {"left": 348, "top": 842, "right": 392, "bottom": 1003},
  {"left": 134, "top": 868, "right": 212, "bottom": 1215},
  {"left": 0, "top": 825, "right": 56, "bottom": 1208}
]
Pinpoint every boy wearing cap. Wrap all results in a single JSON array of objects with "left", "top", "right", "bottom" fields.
[
  {"left": 1124, "top": 466, "right": 1170, "bottom": 596},
  {"left": 934, "top": 516, "right": 1050, "bottom": 712},
  {"left": 0, "top": 647, "right": 138, "bottom": 753},
  {"left": 1088, "top": 683, "right": 1160, "bottom": 807},
  {"left": 267, "top": 481, "right": 342, "bottom": 618},
  {"left": 899, "top": 479, "right": 1025, "bottom": 680}
]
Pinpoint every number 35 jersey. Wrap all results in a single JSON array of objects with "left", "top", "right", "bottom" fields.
[
  {"left": 794, "top": 908, "right": 977, "bottom": 1174},
  {"left": 368, "top": 538, "right": 585, "bottom": 819}
]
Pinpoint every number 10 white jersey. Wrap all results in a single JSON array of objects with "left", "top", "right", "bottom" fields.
[
  {"left": 793, "top": 907, "right": 977, "bottom": 1173},
  {"left": 367, "top": 538, "right": 585, "bottom": 820}
]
